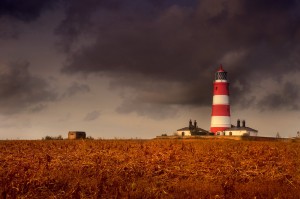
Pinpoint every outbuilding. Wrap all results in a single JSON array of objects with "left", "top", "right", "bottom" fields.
[{"left": 68, "top": 131, "right": 86, "bottom": 139}]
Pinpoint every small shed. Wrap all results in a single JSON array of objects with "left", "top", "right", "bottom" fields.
[{"left": 68, "top": 131, "right": 86, "bottom": 139}]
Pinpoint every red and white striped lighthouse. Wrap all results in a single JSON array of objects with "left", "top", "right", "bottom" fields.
[{"left": 210, "top": 64, "right": 231, "bottom": 134}]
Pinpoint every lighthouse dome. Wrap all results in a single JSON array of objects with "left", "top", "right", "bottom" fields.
[{"left": 217, "top": 64, "right": 225, "bottom": 72}]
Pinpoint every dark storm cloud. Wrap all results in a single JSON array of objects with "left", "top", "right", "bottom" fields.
[
  {"left": 0, "top": 0, "right": 57, "bottom": 22},
  {"left": 55, "top": 0, "right": 123, "bottom": 52},
  {"left": 0, "top": 62, "right": 57, "bottom": 114},
  {"left": 56, "top": 0, "right": 300, "bottom": 114},
  {"left": 0, "top": 0, "right": 58, "bottom": 39},
  {"left": 258, "top": 82, "right": 300, "bottom": 111}
]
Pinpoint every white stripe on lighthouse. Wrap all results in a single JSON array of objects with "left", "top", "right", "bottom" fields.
[
  {"left": 211, "top": 116, "right": 231, "bottom": 127},
  {"left": 215, "top": 80, "right": 228, "bottom": 83},
  {"left": 213, "top": 95, "right": 229, "bottom": 105}
]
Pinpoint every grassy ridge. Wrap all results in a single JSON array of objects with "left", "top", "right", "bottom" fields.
[{"left": 0, "top": 140, "right": 300, "bottom": 198}]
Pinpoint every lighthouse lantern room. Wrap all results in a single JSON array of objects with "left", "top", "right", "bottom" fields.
[{"left": 210, "top": 65, "right": 231, "bottom": 134}]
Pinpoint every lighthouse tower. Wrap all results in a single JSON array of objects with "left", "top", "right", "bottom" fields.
[{"left": 210, "top": 65, "right": 231, "bottom": 134}]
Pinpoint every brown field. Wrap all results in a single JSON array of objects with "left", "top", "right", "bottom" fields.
[{"left": 0, "top": 139, "right": 300, "bottom": 198}]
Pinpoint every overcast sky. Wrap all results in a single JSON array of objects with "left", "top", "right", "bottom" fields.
[{"left": 0, "top": 0, "right": 300, "bottom": 139}]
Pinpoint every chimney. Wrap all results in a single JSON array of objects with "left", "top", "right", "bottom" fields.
[
  {"left": 189, "top": 119, "right": 193, "bottom": 130},
  {"left": 242, "top": 120, "right": 246, "bottom": 127},
  {"left": 237, "top": 119, "right": 240, "bottom": 128}
]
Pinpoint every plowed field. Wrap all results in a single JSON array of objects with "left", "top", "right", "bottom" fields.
[{"left": 1, "top": 139, "right": 300, "bottom": 198}]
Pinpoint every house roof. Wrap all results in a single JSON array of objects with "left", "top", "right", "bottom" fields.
[
  {"left": 177, "top": 127, "right": 190, "bottom": 131},
  {"left": 177, "top": 127, "right": 209, "bottom": 132},
  {"left": 225, "top": 126, "right": 258, "bottom": 132}
]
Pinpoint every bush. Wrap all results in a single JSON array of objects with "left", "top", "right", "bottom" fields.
[
  {"left": 86, "top": 136, "right": 94, "bottom": 140},
  {"left": 42, "top": 135, "right": 63, "bottom": 140}
]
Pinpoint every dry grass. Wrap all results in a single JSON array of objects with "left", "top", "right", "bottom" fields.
[{"left": 0, "top": 139, "right": 300, "bottom": 198}]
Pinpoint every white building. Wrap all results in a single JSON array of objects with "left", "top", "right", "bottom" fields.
[
  {"left": 176, "top": 119, "right": 210, "bottom": 136},
  {"left": 220, "top": 119, "right": 258, "bottom": 136},
  {"left": 176, "top": 127, "right": 192, "bottom": 136}
]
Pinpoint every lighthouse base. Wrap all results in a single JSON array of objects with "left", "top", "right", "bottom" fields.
[{"left": 210, "top": 127, "right": 230, "bottom": 134}]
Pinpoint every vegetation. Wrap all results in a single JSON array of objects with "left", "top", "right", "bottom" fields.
[
  {"left": 86, "top": 136, "right": 94, "bottom": 140},
  {"left": 0, "top": 139, "right": 300, "bottom": 198},
  {"left": 42, "top": 135, "right": 63, "bottom": 140}
]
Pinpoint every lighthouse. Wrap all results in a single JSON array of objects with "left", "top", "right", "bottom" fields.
[{"left": 210, "top": 64, "right": 231, "bottom": 134}]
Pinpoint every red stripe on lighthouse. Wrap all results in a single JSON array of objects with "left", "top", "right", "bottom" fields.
[
  {"left": 213, "top": 83, "right": 229, "bottom": 95},
  {"left": 211, "top": 105, "right": 230, "bottom": 116}
]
